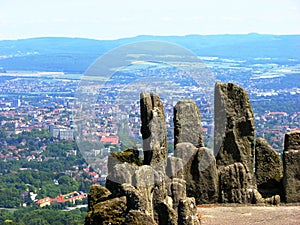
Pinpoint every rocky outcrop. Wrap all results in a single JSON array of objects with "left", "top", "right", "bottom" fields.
[
  {"left": 140, "top": 92, "right": 168, "bottom": 166},
  {"left": 196, "top": 147, "right": 219, "bottom": 204},
  {"left": 108, "top": 148, "right": 142, "bottom": 171},
  {"left": 178, "top": 198, "right": 201, "bottom": 225},
  {"left": 219, "top": 162, "right": 253, "bottom": 203},
  {"left": 87, "top": 184, "right": 111, "bottom": 211},
  {"left": 166, "top": 156, "right": 184, "bottom": 179},
  {"left": 214, "top": 82, "right": 255, "bottom": 174},
  {"left": 174, "top": 100, "right": 204, "bottom": 147},
  {"left": 283, "top": 131, "right": 300, "bottom": 203},
  {"left": 284, "top": 131, "right": 300, "bottom": 151},
  {"left": 214, "top": 82, "right": 256, "bottom": 204},
  {"left": 106, "top": 162, "right": 137, "bottom": 196},
  {"left": 175, "top": 143, "right": 218, "bottom": 204},
  {"left": 132, "top": 165, "right": 159, "bottom": 218},
  {"left": 85, "top": 196, "right": 127, "bottom": 225},
  {"left": 255, "top": 137, "right": 283, "bottom": 197},
  {"left": 120, "top": 183, "right": 149, "bottom": 213},
  {"left": 125, "top": 210, "right": 156, "bottom": 225},
  {"left": 86, "top": 85, "right": 300, "bottom": 225},
  {"left": 170, "top": 178, "right": 186, "bottom": 210}
]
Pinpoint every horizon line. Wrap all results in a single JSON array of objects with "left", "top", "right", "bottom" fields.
[{"left": 1, "top": 32, "right": 300, "bottom": 41}]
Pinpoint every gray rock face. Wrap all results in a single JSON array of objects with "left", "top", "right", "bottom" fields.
[
  {"left": 193, "top": 147, "right": 218, "bottom": 204},
  {"left": 140, "top": 92, "right": 168, "bottom": 166},
  {"left": 132, "top": 165, "right": 156, "bottom": 218},
  {"left": 166, "top": 156, "right": 184, "bottom": 179},
  {"left": 174, "top": 142, "right": 198, "bottom": 167},
  {"left": 125, "top": 210, "right": 157, "bottom": 225},
  {"left": 283, "top": 131, "right": 300, "bottom": 203},
  {"left": 255, "top": 137, "right": 283, "bottom": 197},
  {"left": 178, "top": 197, "right": 201, "bottom": 225},
  {"left": 284, "top": 131, "right": 300, "bottom": 151},
  {"left": 120, "top": 183, "right": 148, "bottom": 213},
  {"left": 170, "top": 178, "right": 186, "bottom": 211},
  {"left": 85, "top": 196, "right": 127, "bottom": 225},
  {"left": 219, "top": 162, "right": 253, "bottom": 203},
  {"left": 106, "top": 162, "right": 137, "bottom": 196},
  {"left": 174, "top": 100, "right": 204, "bottom": 147},
  {"left": 175, "top": 143, "right": 218, "bottom": 204},
  {"left": 214, "top": 82, "right": 255, "bottom": 174},
  {"left": 87, "top": 184, "right": 111, "bottom": 211}
]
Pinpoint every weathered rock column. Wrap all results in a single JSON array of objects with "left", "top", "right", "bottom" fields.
[
  {"left": 283, "top": 131, "right": 300, "bottom": 203},
  {"left": 214, "top": 82, "right": 255, "bottom": 203},
  {"left": 174, "top": 100, "right": 204, "bottom": 147},
  {"left": 255, "top": 137, "right": 283, "bottom": 198},
  {"left": 140, "top": 92, "right": 168, "bottom": 166},
  {"left": 214, "top": 82, "right": 255, "bottom": 173}
]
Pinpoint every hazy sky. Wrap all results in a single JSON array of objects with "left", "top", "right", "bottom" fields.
[{"left": 0, "top": 0, "right": 299, "bottom": 40}]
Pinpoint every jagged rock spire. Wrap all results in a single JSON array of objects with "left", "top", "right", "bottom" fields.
[
  {"left": 214, "top": 82, "right": 255, "bottom": 174},
  {"left": 140, "top": 92, "right": 168, "bottom": 166}
]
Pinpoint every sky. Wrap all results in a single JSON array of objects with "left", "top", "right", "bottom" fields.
[{"left": 0, "top": 0, "right": 299, "bottom": 40}]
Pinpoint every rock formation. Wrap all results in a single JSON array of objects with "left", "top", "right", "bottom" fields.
[
  {"left": 86, "top": 84, "right": 300, "bottom": 225},
  {"left": 86, "top": 194, "right": 127, "bottom": 225},
  {"left": 178, "top": 198, "right": 200, "bottom": 225},
  {"left": 86, "top": 92, "right": 201, "bottom": 225},
  {"left": 214, "top": 82, "right": 255, "bottom": 174},
  {"left": 140, "top": 92, "right": 168, "bottom": 166},
  {"left": 214, "top": 82, "right": 256, "bottom": 203},
  {"left": 174, "top": 100, "right": 204, "bottom": 147},
  {"left": 166, "top": 156, "right": 184, "bottom": 179},
  {"left": 255, "top": 137, "right": 283, "bottom": 198},
  {"left": 283, "top": 131, "right": 300, "bottom": 203},
  {"left": 219, "top": 162, "right": 253, "bottom": 203},
  {"left": 175, "top": 143, "right": 218, "bottom": 204}
]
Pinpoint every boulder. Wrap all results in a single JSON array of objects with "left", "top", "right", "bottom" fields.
[
  {"left": 174, "top": 100, "right": 204, "bottom": 147},
  {"left": 120, "top": 183, "right": 148, "bottom": 213},
  {"left": 283, "top": 131, "right": 300, "bottom": 203},
  {"left": 85, "top": 196, "right": 127, "bottom": 225},
  {"left": 175, "top": 143, "right": 218, "bottom": 204},
  {"left": 255, "top": 137, "right": 283, "bottom": 197},
  {"left": 106, "top": 162, "right": 137, "bottom": 196},
  {"left": 87, "top": 184, "right": 111, "bottom": 211},
  {"left": 193, "top": 147, "right": 218, "bottom": 204},
  {"left": 125, "top": 210, "right": 157, "bottom": 225},
  {"left": 174, "top": 142, "right": 198, "bottom": 167},
  {"left": 214, "top": 82, "right": 255, "bottom": 175},
  {"left": 166, "top": 156, "right": 184, "bottom": 179},
  {"left": 219, "top": 162, "right": 253, "bottom": 203},
  {"left": 178, "top": 197, "right": 201, "bottom": 225},
  {"left": 140, "top": 92, "right": 168, "bottom": 166}
]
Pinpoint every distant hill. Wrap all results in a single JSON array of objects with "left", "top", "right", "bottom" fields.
[{"left": 0, "top": 34, "right": 299, "bottom": 73}]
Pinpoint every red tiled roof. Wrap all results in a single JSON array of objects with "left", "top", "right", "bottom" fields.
[{"left": 100, "top": 136, "right": 119, "bottom": 145}]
